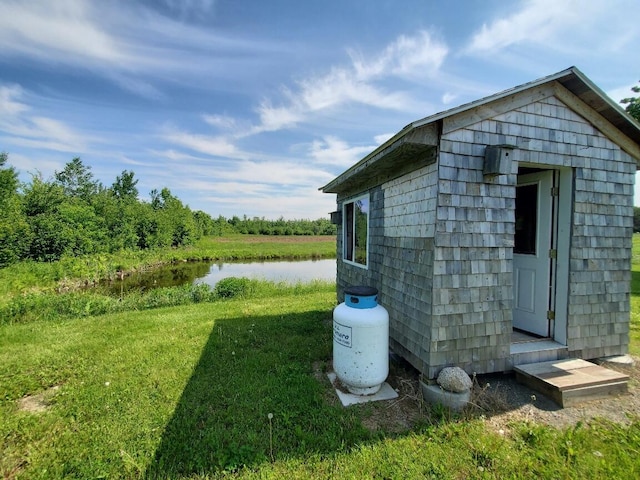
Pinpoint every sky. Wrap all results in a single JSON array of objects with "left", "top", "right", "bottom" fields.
[{"left": 0, "top": 0, "right": 638, "bottom": 220}]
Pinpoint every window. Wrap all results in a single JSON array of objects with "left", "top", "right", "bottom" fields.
[
  {"left": 514, "top": 183, "right": 537, "bottom": 255},
  {"left": 343, "top": 195, "right": 369, "bottom": 267}
]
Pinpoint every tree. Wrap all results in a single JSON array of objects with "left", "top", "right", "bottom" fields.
[
  {"left": 620, "top": 81, "right": 640, "bottom": 122},
  {"left": 0, "top": 153, "right": 31, "bottom": 267},
  {"left": 0, "top": 152, "right": 18, "bottom": 206},
  {"left": 23, "top": 174, "right": 65, "bottom": 217},
  {"left": 111, "top": 170, "right": 138, "bottom": 200},
  {"left": 54, "top": 157, "right": 99, "bottom": 200}
]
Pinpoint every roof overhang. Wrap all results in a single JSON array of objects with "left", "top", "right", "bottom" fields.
[{"left": 321, "top": 123, "right": 438, "bottom": 194}]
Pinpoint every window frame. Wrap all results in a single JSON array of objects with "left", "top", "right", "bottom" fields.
[{"left": 342, "top": 193, "right": 369, "bottom": 269}]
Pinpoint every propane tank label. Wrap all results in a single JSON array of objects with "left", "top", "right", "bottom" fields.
[{"left": 333, "top": 321, "right": 352, "bottom": 348}]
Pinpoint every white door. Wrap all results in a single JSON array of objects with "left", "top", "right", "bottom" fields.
[{"left": 513, "top": 171, "right": 553, "bottom": 337}]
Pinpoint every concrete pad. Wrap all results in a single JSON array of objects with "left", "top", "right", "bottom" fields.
[
  {"left": 327, "top": 372, "right": 398, "bottom": 407},
  {"left": 420, "top": 382, "right": 470, "bottom": 412}
]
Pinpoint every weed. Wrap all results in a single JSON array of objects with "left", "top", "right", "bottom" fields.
[
  {"left": 268, "top": 413, "right": 274, "bottom": 462},
  {"left": 466, "top": 374, "right": 510, "bottom": 415}
]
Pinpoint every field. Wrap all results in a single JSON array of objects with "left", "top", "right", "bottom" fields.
[{"left": 1, "top": 235, "right": 639, "bottom": 479}]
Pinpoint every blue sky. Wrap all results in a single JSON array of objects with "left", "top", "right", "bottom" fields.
[{"left": 0, "top": 0, "right": 638, "bottom": 219}]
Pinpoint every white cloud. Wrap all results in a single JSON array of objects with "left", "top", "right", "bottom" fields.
[
  {"left": 308, "top": 136, "right": 376, "bottom": 167},
  {"left": 248, "top": 30, "right": 448, "bottom": 135},
  {"left": 465, "top": 0, "right": 633, "bottom": 55},
  {"left": 162, "top": 128, "right": 241, "bottom": 158},
  {"left": 441, "top": 92, "right": 458, "bottom": 105},
  {"left": 0, "top": 84, "right": 93, "bottom": 153},
  {"left": 213, "top": 160, "right": 333, "bottom": 187},
  {"left": 202, "top": 188, "right": 335, "bottom": 220},
  {"left": 0, "top": 0, "right": 124, "bottom": 64},
  {"left": 203, "top": 114, "right": 241, "bottom": 131},
  {"left": 7, "top": 151, "right": 63, "bottom": 179},
  {"left": 350, "top": 30, "right": 448, "bottom": 80},
  {"left": 0, "top": 0, "right": 288, "bottom": 98},
  {"left": 0, "top": 85, "right": 29, "bottom": 115},
  {"left": 175, "top": 180, "right": 277, "bottom": 198},
  {"left": 298, "top": 69, "right": 414, "bottom": 112},
  {"left": 374, "top": 133, "right": 394, "bottom": 145},
  {"left": 255, "top": 99, "right": 304, "bottom": 133}
]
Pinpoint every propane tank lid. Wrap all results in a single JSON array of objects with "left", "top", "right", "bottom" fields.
[
  {"left": 344, "top": 286, "right": 378, "bottom": 309},
  {"left": 344, "top": 286, "right": 378, "bottom": 297}
]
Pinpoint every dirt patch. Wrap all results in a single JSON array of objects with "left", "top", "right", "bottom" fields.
[
  {"left": 320, "top": 357, "right": 640, "bottom": 433},
  {"left": 17, "top": 385, "right": 60, "bottom": 413},
  {"left": 476, "top": 360, "right": 640, "bottom": 431}
]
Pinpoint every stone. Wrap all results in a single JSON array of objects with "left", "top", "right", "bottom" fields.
[
  {"left": 595, "top": 355, "right": 635, "bottom": 366},
  {"left": 420, "top": 381, "right": 470, "bottom": 412},
  {"left": 437, "top": 367, "right": 472, "bottom": 393}
]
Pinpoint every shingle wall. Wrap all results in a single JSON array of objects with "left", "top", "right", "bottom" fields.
[
  {"left": 428, "top": 134, "right": 515, "bottom": 377},
  {"left": 426, "top": 94, "right": 634, "bottom": 377},
  {"left": 568, "top": 149, "right": 634, "bottom": 358},
  {"left": 379, "top": 164, "right": 438, "bottom": 370},
  {"left": 335, "top": 93, "right": 635, "bottom": 379}
]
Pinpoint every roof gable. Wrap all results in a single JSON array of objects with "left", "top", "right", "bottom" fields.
[{"left": 321, "top": 67, "right": 640, "bottom": 194}]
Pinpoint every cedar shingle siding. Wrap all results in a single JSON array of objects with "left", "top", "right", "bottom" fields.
[{"left": 326, "top": 68, "right": 639, "bottom": 379}]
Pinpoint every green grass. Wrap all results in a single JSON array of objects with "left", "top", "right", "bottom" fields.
[
  {"left": 2, "top": 286, "right": 639, "bottom": 479},
  {"left": 1, "top": 234, "right": 640, "bottom": 478}
]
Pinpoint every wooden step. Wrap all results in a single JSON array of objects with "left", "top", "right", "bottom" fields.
[{"left": 514, "top": 359, "right": 629, "bottom": 407}]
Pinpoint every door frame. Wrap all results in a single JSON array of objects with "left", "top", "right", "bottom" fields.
[
  {"left": 513, "top": 170, "right": 553, "bottom": 336},
  {"left": 553, "top": 167, "right": 571, "bottom": 345},
  {"left": 512, "top": 164, "right": 571, "bottom": 345}
]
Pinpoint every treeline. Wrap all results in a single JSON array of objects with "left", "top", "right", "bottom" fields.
[
  {"left": 0, "top": 155, "right": 335, "bottom": 268},
  {"left": 227, "top": 215, "right": 334, "bottom": 236}
]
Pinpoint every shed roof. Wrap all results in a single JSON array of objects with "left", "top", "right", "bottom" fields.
[{"left": 321, "top": 66, "right": 640, "bottom": 194}]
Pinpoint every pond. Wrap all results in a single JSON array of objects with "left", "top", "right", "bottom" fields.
[{"left": 102, "top": 258, "right": 336, "bottom": 296}]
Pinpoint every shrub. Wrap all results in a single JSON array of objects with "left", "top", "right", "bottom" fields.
[
  {"left": 214, "top": 277, "right": 250, "bottom": 299},
  {"left": 190, "top": 283, "right": 215, "bottom": 303}
]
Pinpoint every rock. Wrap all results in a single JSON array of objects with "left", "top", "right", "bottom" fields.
[
  {"left": 437, "top": 367, "right": 472, "bottom": 393},
  {"left": 421, "top": 382, "right": 470, "bottom": 412},
  {"left": 595, "top": 355, "right": 635, "bottom": 366}
]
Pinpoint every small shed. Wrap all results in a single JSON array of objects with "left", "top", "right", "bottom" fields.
[{"left": 321, "top": 67, "right": 640, "bottom": 379}]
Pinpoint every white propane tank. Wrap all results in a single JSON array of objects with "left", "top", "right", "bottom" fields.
[{"left": 333, "top": 286, "right": 389, "bottom": 395}]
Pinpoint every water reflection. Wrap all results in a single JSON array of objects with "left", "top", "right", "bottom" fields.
[
  {"left": 195, "top": 258, "right": 336, "bottom": 288},
  {"left": 102, "top": 258, "right": 336, "bottom": 296}
]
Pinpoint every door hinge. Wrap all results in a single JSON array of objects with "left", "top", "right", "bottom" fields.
[
  {"left": 549, "top": 249, "right": 557, "bottom": 259},
  {"left": 547, "top": 310, "right": 556, "bottom": 320},
  {"left": 551, "top": 186, "right": 559, "bottom": 196}
]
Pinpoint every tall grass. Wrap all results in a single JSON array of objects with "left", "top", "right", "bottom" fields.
[{"left": 0, "top": 279, "right": 335, "bottom": 325}]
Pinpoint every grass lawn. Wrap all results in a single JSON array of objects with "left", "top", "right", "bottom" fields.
[{"left": 1, "top": 234, "right": 640, "bottom": 478}]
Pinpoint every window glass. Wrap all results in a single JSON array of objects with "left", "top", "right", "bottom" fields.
[
  {"left": 514, "top": 183, "right": 537, "bottom": 254},
  {"left": 343, "top": 195, "right": 369, "bottom": 267}
]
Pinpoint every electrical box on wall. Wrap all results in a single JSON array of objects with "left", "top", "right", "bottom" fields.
[
  {"left": 483, "top": 145, "right": 515, "bottom": 177},
  {"left": 330, "top": 210, "right": 342, "bottom": 225}
]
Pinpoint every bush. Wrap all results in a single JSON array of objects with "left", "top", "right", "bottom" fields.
[
  {"left": 214, "top": 277, "right": 250, "bottom": 299},
  {"left": 190, "top": 283, "right": 215, "bottom": 303}
]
